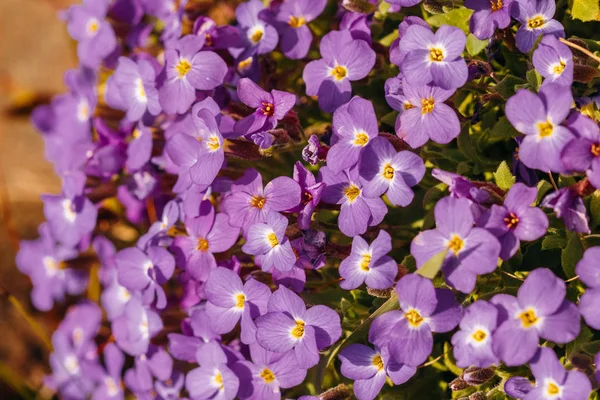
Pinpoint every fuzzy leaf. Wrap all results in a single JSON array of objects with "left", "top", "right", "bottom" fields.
[
  {"left": 561, "top": 231, "right": 584, "bottom": 278},
  {"left": 466, "top": 34, "right": 488, "bottom": 56},
  {"left": 416, "top": 249, "right": 449, "bottom": 279},
  {"left": 493, "top": 161, "right": 516, "bottom": 191},
  {"left": 571, "top": 0, "right": 600, "bottom": 22},
  {"left": 427, "top": 8, "right": 473, "bottom": 34}
]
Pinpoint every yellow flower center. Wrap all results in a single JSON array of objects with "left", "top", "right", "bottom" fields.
[
  {"left": 360, "top": 254, "right": 371, "bottom": 271},
  {"left": 331, "top": 65, "right": 348, "bottom": 81},
  {"left": 207, "top": 136, "right": 220, "bottom": 151},
  {"left": 490, "top": 0, "right": 503, "bottom": 11},
  {"left": 405, "top": 309, "right": 424, "bottom": 327},
  {"left": 547, "top": 382, "right": 560, "bottom": 396},
  {"left": 472, "top": 330, "right": 487, "bottom": 342},
  {"left": 250, "top": 29, "right": 263, "bottom": 43},
  {"left": 291, "top": 320, "right": 305, "bottom": 338},
  {"left": 260, "top": 367, "right": 276, "bottom": 383},
  {"left": 504, "top": 212, "right": 519, "bottom": 229},
  {"left": 175, "top": 59, "right": 192, "bottom": 78},
  {"left": 87, "top": 18, "right": 100, "bottom": 35},
  {"left": 537, "top": 120, "right": 554, "bottom": 137},
  {"left": 250, "top": 196, "right": 266, "bottom": 209},
  {"left": 235, "top": 293, "right": 246, "bottom": 309},
  {"left": 344, "top": 185, "right": 361, "bottom": 202},
  {"left": 421, "top": 98, "right": 435, "bottom": 115},
  {"left": 372, "top": 354, "right": 384, "bottom": 371},
  {"left": 447, "top": 235, "right": 464, "bottom": 256},
  {"left": 288, "top": 15, "right": 306, "bottom": 28},
  {"left": 267, "top": 233, "right": 279, "bottom": 248},
  {"left": 238, "top": 57, "right": 253, "bottom": 71},
  {"left": 261, "top": 102, "right": 275, "bottom": 117},
  {"left": 354, "top": 132, "right": 369, "bottom": 146},
  {"left": 136, "top": 78, "right": 146, "bottom": 100},
  {"left": 214, "top": 372, "right": 224, "bottom": 389},
  {"left": 553, "top": 60, "right": 566, "bottom": 75},
  {"left": 204, "top": 33, "right": 213, "bottom": 47},
  {"left": 527, "top": 15, "right": 545, "bottom": 29},
  {"left": 383, "top": 164, "right": 394, "bottom": 180},
  {"left": 519, "top": 309, "right": 539, "bottom": 328},
  {"left": 429, "top": 48, "right": 444, "bottom": 62},
  {"left": 197, "top": 238, "right": 209, "bottom": 252},
  {"left": 404, "top": 102, "right": 415, "bottom": 110},
  {"left": 591, "top": 143, "right": 600, "bottom": 157}
]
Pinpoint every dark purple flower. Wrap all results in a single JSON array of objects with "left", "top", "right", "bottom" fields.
[
  {"left": 451, "top": 300, "right": 499, "bottom": 368},
  {"left": 512, "top": 0, "right": 564, "bottom": 53},
  {"left": 465, "top": 0, "right": 513, "bottom": 40},
  {"left": 340, "top": 11, "right": 372, "bottom": 43},
  {"left": 301, "top": 134, "right": 326, "bottom": 165},
  {"left": 504, "top": 376, "right": 535, "bottom": 398},
  {"left": 541, "top": 187, "right": 590, "bottom": 233},
  {"left": 290, "top": 162, "right": 325, "bottom": 230},
  {"left": 193, "top": 17, "right": 244, "bottom": 50},
  {"left": 561, "top": 112, "right": 600, "bottom": 189},
  {"left": 533, "top": 35, "right": 573, "bottom": 87},
  {"left": 575, "top": 247, "right": 600, "bottom": 330}
]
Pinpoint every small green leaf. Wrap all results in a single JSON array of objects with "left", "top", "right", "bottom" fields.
[
  {"left": 466, "top": 33, "right": 488, "bottom": 56},
  {"left": 526, "top": 69, "right": 543, "bottom": 91},
  {"left": 380, "top": 30, "right": 399, "bottom": 47},
  {"left": 416, "top": 249, "right": 449, "bottom": 279},
  {"left": 536, "top": 180, "right": 554, "bottom": 205},
  {"left": 427, "top": 8, "right": 473, "bottom": 34},
  {"left": 541, "top": 233, "right": 567, "bottom": 250},
  {"left": 589, "top": 190, "right": 600, "bottom": 227},
  {"left": 490, "top": 117, "right": 521, "bottom": 140},
  {"left": 561, "top": 231, "right": 584, "bottom": 278},
  {"left": 571, "top": 0, "right": 600, "bottom": 22},
  {"left": 493, "top": 161, "right": 516, "bottom": 191},
  {"left": 492, "top": 75, "right": 527, "bottom": 99}
]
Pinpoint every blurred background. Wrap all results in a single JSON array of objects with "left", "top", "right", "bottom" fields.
[{"left": 0, "top": 0, "right": 76, "bottom": 397}]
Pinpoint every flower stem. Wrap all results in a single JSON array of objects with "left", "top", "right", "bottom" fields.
[{"left": 559, "top": 38, "right": 600, "bottom": 64}]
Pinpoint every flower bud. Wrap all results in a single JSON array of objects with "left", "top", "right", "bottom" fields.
[
  {"left": 462, "top": 366, "right": 496, "bottom": 386},
  {"left": 449, "top": 377, "right": 470, "bottom": 391},
  {"left": 469, "top": 392, "right": 487, "bottom": 400},
  {"left": 320, "top": 384, "right": 352, "bottom": 400}
]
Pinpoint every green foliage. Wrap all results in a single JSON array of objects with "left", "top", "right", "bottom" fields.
[
  {"left": 561, "top": 231, "right": 585, "bottom": 278},
  {"left": 571, "top": 0, "right": 600, "bottom": 22},
  {"left": 493, "top": 161, "right": 516, "bottom": 191}
]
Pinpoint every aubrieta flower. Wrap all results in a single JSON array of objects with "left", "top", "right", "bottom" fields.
[
  {"left": 242, "top": 212, "right": 297, "bottom": 273},
  {"left": 505, "top": 83, "right": 574, "bottom": 173},
  {"left": 359, "top": 137, "right": 426, "bottom": 206},
  {"left": 575, "top": 247, "right": 600, "bottom": 329},
  {"left": 451, "top": 300, "right": 500, "bottom": 368},
  {"left": 319, "top": 166, "right": 387, "bottom": 237},
  {"left": 112, "top": 296, "right": 163, "bottom": 356},
  {"left": 232, "top": 343, "right": 307, "bottom": 400},
  {"left": 480, "top": 183, "right": 549, "bottom": 260},
  {"left": 234, "top": 78, "right": 296, "bottom": 135},
  {"left": 255, "top": 286, "right": 342, "bottom": 369},
  {"left": 465, "top": 0, "right": 513, "bottom": 40},
  {"left": 411, "top": 196, "right": 501, "bottom": 293},
  {"left": 193, "top": 17, "right": 244, "bottom": 50},
  {"left": 301, "top": 134, "right": 327, "bottom": 165},
  {"left": 235, "top": 0, "right": 279, "bottom": 55},
  {"left": 327, "top": 96, "right": 378, "bottom": 173},
  {"left": 491, "top": 268, "right": 580, "bottom": 366},
  {"left": 533, "top": 35, "right": 573, "bottom": 87},
  {"left": 115, "top": 245, "right": 175, "bottom": 309},
  {"left": 389, "top": 17, "right": 430, "bottom": 67},
  {"left": 339, "top": 11, "right": 372, "bottom": 44},
  {"left": 399, "top": 24, "right": 468, "bottom": 90},
  {"left": 126, "top": 124, "right": 153, "bottom": 172},
  {"left": 541, "top": 187, "right": 590, "bottom": 233},
  {"left": 338, "top": 344, "right": 416, "bottom": 400},
  {"left": 369, "top": 274, "right": 462, "bottom": 367},
  {"left": 222, "top": 168, "right": 301, "bottom": 234},
  {"left": 339, "top": 230, "right": 398, "bottom": 290},
  {"left": 561, "top": 112, "right": 600, "bottom": 189},
  {"left": 168, "top": 309, "right": 220, "bottom": 363},
  {"left": 303, "top": 31, "right": 375, "bottom": 112},
  {"left": 42, "top": 192, "right": 97, "bottom": 247},
  {"left": 512, "top": 0, "right": 565, "bottom": 53},
  {"left": 185, "top": 341, "right": 239, "bottom": 400},
  {"left": 159, "top": 35, "right": 227, "bottom": 114},
  {"left": 204, "top": 267, "right": 271, "bottom": 344},
  {"left": 289, "top": 162, "right": 325, "bottom": 230},
  {"left": 66, "top": 0, "right": 117, "bottom": 68},
  {"left": 92, "top": 343, "right": 125, "bottom": 400}
]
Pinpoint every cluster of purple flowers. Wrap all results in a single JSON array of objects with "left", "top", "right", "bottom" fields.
[{"left": 13, "top": 0, "right": 600, "bottom": 399}]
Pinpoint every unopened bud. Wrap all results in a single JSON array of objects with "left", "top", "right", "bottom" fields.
[
  {"left": 367, "top": 287, "right": 393, "bottom": 298},
  {"left": 341, "top": 0, "right": 377, "bottom": 14},
  {"left": 469, "top": 391, "right": 487, "bottom": 400},
  {"left": 320, "top": 384, "right": 352, "bottom": 400},
  {"left": 462, "top": 366, "right": 496, "bottom": 386},
  {"left": 449, "top": 377, "right": 470, "bottom": 391}
]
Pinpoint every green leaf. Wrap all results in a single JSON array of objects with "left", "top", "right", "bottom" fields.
[
  {"left": 466, "top": 34, "right": 488, "bottom": 56},
  {"left": 541, "top": 233, "right": 567, "bottom": 250},
  {"left": 492, "top": 75, "right": 527, "bottom": 99},
  {"left": 416, "top": 249, "right": 449, "bottom": 279},
  {"left": 589, "top": 190, "right": 600, "bottom": 227},
  {"left": 536, "top": 180, "right": 553, "bottom": 205},
  {"left": 561, "top": 232, "right": 584, "bottom": 278},
  {"left": 571, "top": 0, "right": 600, "bottom": 22},
  {"left": 380, "top": 30, "right": 399, "bottom": 47},
  {"left": 427, "top": 8, "right": 473, "bottom": 34},
  {"left": 566, "top": 326, "right": 593, "bottom": 359},
  {"left": 493, "top": 161, "right": 516, "bottom": 191},
  {"left": 526, "top": 69, "right": 543, "bottom": 91},
  {"left": 490, "top": 117, "right": 520, "bottom": 140}
]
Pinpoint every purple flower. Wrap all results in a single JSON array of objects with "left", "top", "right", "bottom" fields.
[
  {"left": 465, "top": 0, "right": 513, "bottom": 40},
  {"left": 42, "top": 193, "right": 97, "bottom": 247},
  {"left": 303, "top": 31, "right": 375, "bottom": 112},
  {"left": 126, "top": 124, "right": 153, "bottom": 172},
  {"left": 185, "top": 342, "right": 239, "bottom": 400},
  {"left": 124, "top": 345, "right": 173, "bottom": 395},
  {"left": 338, "top": 344, "right": 416, "bottom": 400},
  {"left": 115, "top": 246, "right": 175, "bottom": 309},
  {"left": 541, "top": 187, "right": 590, "bottom": 233},
  {"left": 504, "top": 376, "right": 535, "bottom": 398},
  {"left": 236, "top": 0, "right": 279, "bottom": 54},
  {"left": 394, "top": 80, "right": 461, "bottom": 148},
  {"left": 270, "top": 0, "right": 327, "bottom": 59},
  {"left": 491, "top": 268, "right": 580, "bottom": 366},
  {"left": 193, "top": 17, "right": 244, "bottom": 50},
  {"left": 411, "top": 197, "right": 501, "bottom": 293},
  {"left": 319, "top": 166, "right": 387, "bottom": 237},
  {"left": 222, "top": 168, "right": 301, "bottom": 234},
  {"left": 168, "top": 309, "right": 220, "bottom": 363},
  {"left": 451, "top": 300, "right": 499, "bottom": 368},
  {"left": 92, "top": 343, "right": 125, "bottom": 400},
  {"left": 138, "top": 199, "right": 180, "bottom": 250},
  {"left": 302, "top": 134, "right": 326, "bottom": 165},
  {"left": 480, "top": 183, "right": 549, "bottom": 260},
  {"left": 369, "top": 274, "right": 462, "bottom": 367},
  {"left": 340, "top": 11, "right": 372, "bottom": 44},
  {"left": 112, "top": 296, "right": 163, "bottom": 356},
  {"left": 561, "top": 112, "right": 600, "bottom": 189},
  {"left": 255, "top": 286, "right": 342, "bottom": 368},
  {"left": 533, "top": 35, "right": 573, "bottom": 87},
  {"left": 66, "top": 0, "right": 117, "bottom": 68},
  {"left": 575, "top": 247, "right": 600, "bottom": 329},
  {"left": 204, "top": 267, "right": 271, "bottom": 344},
  {"left": 290, "top": 162, "right": 325, "bottom": 230},
  {"left": 359, "top": 137, "right": 426, "bottom": 206},
  {"left": 242, "top": 212, "right": 297, "bottom": 273},
  {"left": 105, "top": 57, "right": 161, "bottom": 122},
  {"left": 234, "top": 78, "right": 296, "bottom": 135},
  {"left": 339, "top": 230, "right": 397, "bottom": 290},
  {"left": 389, "top": 17, "right": 431, "bottom": 66},
  {"left": 327, "top": 97, "right": 378, "bottom": 173},
  {"left": 232, "top": 343, "right": 307, "bottom": 400},
  {"left": 505, "top": 83, "right": 574, "bottom": 172},
  {"left": 512, "top": 0, "right": 564, "bottom": 53},
  {"left": 159, "top": 36, "right": 227, "bottom": 114},
  {"left": 399, "top": 24, "right": 468, "bottom": 90}
]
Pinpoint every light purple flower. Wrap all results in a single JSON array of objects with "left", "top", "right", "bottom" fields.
[
  {"left": 289, "top": 161, "right": 325, "bottom": 230},
  {"left": 541, "top": 187, "right": 590, "bottom": 233},
  {"left": 512, "top": 0, "right": 564, "bottom": 53},
  {"left": 236, "top": 0, "right": 279, "bottom": 54},
  {"left": 92, "top": 343, "right": 125, "bottom": 400},
  {"left": 369, "top": 274, "right": 462, "bottom": 367},
  {"left": 303, "top": 31, "right": 375, "bottom": 112},
  {"left": 480, "top": 183, "right": 549, "bottom": 260},
  {"left": 359, "top": 136, "right": 425, "bottom": 206},
  {"left": 575, "top": 247, "right": 600, "bottom": 329},
  {"left": 504, "top": 376, "right": 535, "bottom": 398},
  {"left": 465, "top": 0, "right": 513, "bottom": 40},
  {"left": 411, "top": 196, "right": 501, "bottom": 293},
  {"left": 561, "top": 112, "right": 600, "bottom": 189},
  {"left": 339, "top": 230, "right": 397, "bottom": 290},
  {"left": 42, "top": 193, "right": 97, "bottom": 247},
  {"left": 505, "top": 83, "right": 574, "bottom": 172},
  {"left": 399, "top": 24, "right": 468, "bottom": 90},
  {"left": 390, "top": 17, "right": 431, "bottom": 66},
  {"left": 204, "top": 267, "right": 271, "bottom": 344},
  {"left": 185, "top": 342, "right": 239, "bottom": 400},
  {"left": 319, "top": 166, "right": 387, "bottom": 237},
  {"left": 340, "top": 11, "right": 372, "bottom": 44},
  {"left": 533, "top": 35, "right": 573, "bottom": 87},
  {"left": 451, "top": 300, "right": 499, "bottom": 368},
  {"left": 242, "top": 212, "right": 297, "bottom": 273},
  {"left": 491, "top": 268, "right": 580, "bottom": 366},
  {"left": 339, "top": 344, "right": 416, "bottom": 400},
  {"left": 112, "top": 296, "right": 163, "bottom": 356},
  {"left": 327, "top": 96, "right": 378, "bottom": 173},
  {"left": 255, "top": 286, "right": 342, "bottom": 368},
  {"left": 125, "top": 124, "right": 153, "bottom": 172}
]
